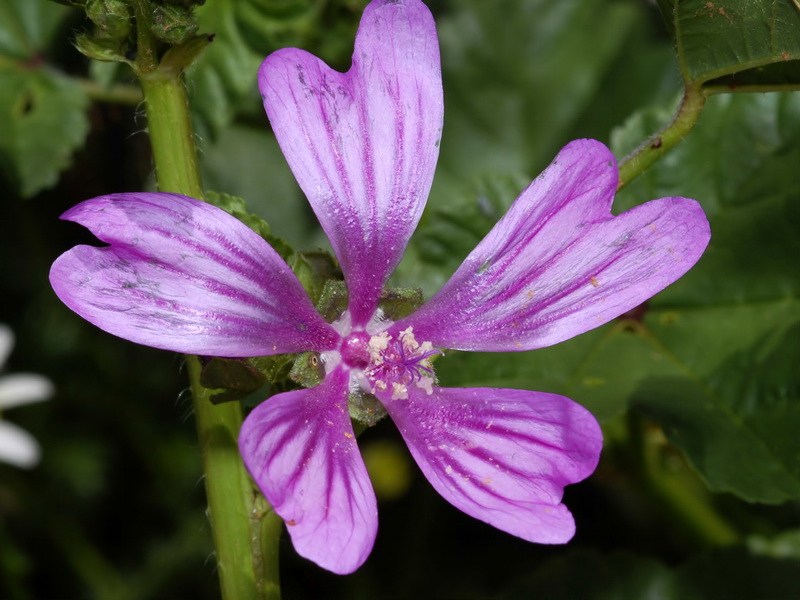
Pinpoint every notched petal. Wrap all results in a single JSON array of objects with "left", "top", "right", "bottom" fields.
[
  {"left": 382, "top": 385, "right": 602, "bottom": 544},
  {"left": 400, "top": 140, "right": 711, "bottom": 351},
  {"left": 239, "top": 368, "right": 378, "bottom": 574},
  {"left": 260, "top": 0, "right": 443, "bottom": 326},
  {"left": 50, "top": 193, "right": 338, "bottom": 357}
]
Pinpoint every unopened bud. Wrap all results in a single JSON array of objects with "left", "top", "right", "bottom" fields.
[
  {"left": 150, "top": 4, "right": 199, "bottom": 45},
  {"left": 85, "top": 0, "right": 132, "bottom": 40}
]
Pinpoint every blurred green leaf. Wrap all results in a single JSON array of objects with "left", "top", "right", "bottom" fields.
[
  {"left": 0, "top": 0, "right": 88, "bottom": 197},
  {"left": 612, "top": 93, "right": 800, "bottom": 216},
  {"left": 502, "top": 544, "right": 800, "bottom": 600},
  {"left": 657, "top": 0, "right": 800, "bottom": 87},
  {"left": 437, "top": 324, "right": 682, "bottom": 422},
  {"left": 0, "top": 0, "right": 66, "bottom": 59},
  {"left": 634, "top": 323, "right": 800, "bottom": 503},
  {"left": 434, "top": 0, "right": 642, "bottom": 192},
  {"left": 619, "top": 94, "right": 799, "bottom": 502},
  {"left": 394, "top": 170, "right": 529, "bottom": 295},
  {"left": 200, "top": 123, "right": 316, "bottom": 247}
]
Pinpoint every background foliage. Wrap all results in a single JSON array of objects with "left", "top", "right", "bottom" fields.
[{"left": 1, "top": 0, "right": 798, "bottom": 598}]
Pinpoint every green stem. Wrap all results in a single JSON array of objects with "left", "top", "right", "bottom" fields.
[
  {"left": 129, "top": 4, "right": 281, "bottom": 599},
  {"left": 186, "top": 358, "right": 276, "bottom": 600},
  {"left": 137, "top": 69, "right": 203, "bottom": 199},
  {"left": 617, "top": 82, "right": 707, "bottom": 190},
  {"left": 628, "top": 413, "right": 739, "bottom": 547}
]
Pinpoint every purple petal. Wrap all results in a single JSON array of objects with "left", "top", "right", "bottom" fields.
[
  {"left": 239, "top": 367, "right": 377, "bottom": 574},
  {"left": 260, "top": 0, "right": 443, "bottom": 326},
  {"left": 50, "top": 193, "right": 338, "bottom": 356},
  {"left": 381, "top": 385, "right": 602, "bottom": 543},
  {"left": 398, "top": 139, "right": 711, "bottom": 351}
]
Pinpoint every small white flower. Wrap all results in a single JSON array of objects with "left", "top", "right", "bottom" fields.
[{"left": 0, "top": 325, "right": 53, "bottom": 468}]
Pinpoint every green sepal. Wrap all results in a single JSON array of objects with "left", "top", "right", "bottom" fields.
[
  {"left": 200, "top": 353, "right": 300, "bottom": 405},
  {"left": 74, "top": 33, "right": 131, "bottom": 64},
  {"left": 200, "top": 357, "right": 266, "bottom": 405},
  {"left": 46, "top": 0, "right": 85, "bottom": 6},
  {"left": 289, "top": 352, "right": 324, "bottom": 389},
  {"left": 377, "top": 286, "right": 425, "bottom": 321},
  {"left": 162, "top": 0, "right": 207, "bottom": 6},
  {"left": 205, "top": 191, "right": 341, "bottom": 302},
  {"left": 161, "top": 33, "right": 214, "bottom": 74},
  {"left": 347, "top": 391, "right": 387, "bottom": 428},
  {"left": 287, "top": 251, "right": 340, "bottom": 306},
  {"left": 315, "top": 280, "right": 349, "bottom": 323},
  {"left": 206, "top": 191, "right": 273, "bottom": 238},
  {"left": 205, "top": 190, "right": 294, "bottom": 261},
  {"left": 314, "top": 280, "right": 425, "bottom": 324},
  {"left": 247, "top": 354, "right": 295, "bottom": 387}
]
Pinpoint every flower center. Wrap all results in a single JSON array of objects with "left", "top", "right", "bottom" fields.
[
  {"left": 365, "top": 327, "right": 441, "bottom": 401},
  {"left": 339, "top": 330, "right": 371, "bottom": 368}
]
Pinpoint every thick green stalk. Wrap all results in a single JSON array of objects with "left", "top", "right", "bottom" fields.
[{"left": 130, "top": 3, "right": 281, "bottom": 598}]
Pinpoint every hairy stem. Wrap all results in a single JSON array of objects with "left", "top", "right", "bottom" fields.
[
  {"left": 129, "top": 4, "right": 281, "bottom": 598},
  {"left": 617, "top": 82, "right": 706, "bottom": 190}
]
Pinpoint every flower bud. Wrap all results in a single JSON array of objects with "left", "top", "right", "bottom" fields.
[
  {"left": 150, "top": 4, "right": 199, "bottom": 45},
  {"left": 85, "top": 0, "right": 132, "bottom": 40}
]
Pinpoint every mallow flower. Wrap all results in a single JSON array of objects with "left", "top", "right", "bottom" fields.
[
  {"left": 49, "top": 0, "right": 710, "bottom": 575},
  {"left": 0, "top": 325, "right": 53, "bottom": 468}
]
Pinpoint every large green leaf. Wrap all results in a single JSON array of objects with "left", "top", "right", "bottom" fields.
[
  {"left": 0, "top": 0, "right": 66, "bottom": 60},
  {"left": 199, "top": 123, "right": 316, "bottom": 247},
  {"left": 434, "top": 0, "right": 642, "bottom": 180},
  {"left": 0, "top": 0, "right": 88, "bottom": 198},
  {"left": 634, "top": 323, "right": 800, "bottom": 503},
  {"left": 657, "top": 0, "right": 800, "bottom": 86},
  {"left": 620, "top": 94, "right": 799, "bottom": 501}
]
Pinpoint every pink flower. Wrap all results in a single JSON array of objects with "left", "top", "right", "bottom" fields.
[{"left": 50, "top": 0, "right": 710, "bottom": 574}]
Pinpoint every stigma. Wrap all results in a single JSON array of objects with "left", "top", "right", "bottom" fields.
[{"left": 365, "top": 327, "right": 441, "bottom": 400}]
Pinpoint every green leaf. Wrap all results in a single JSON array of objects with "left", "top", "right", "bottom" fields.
[
  {"left": 0, "top": 0, "right": 67, "bottom": 60},
  {"left": 0, "top": 0, "right": 88, "bottom": 197},
  {"left": 394, "top": 170, "right": 529, "bottom": 295},
  {"left": 0, "top": 68, "right": 88, "bottom": 198},
  {"left": 433, "top": 0, "right": 643, "bottom": 191},
  {"left": 612, "top": 93, "right": 800, "bottom": 502},
  {"left": 658, "top": 0, "right": 800, "bottom": 87},
  {"left": 199, "top": 124, "right": 315, "bottom": 248},
  {"left": 634, "top": 323, "right": 800, "bottom": 504}
]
